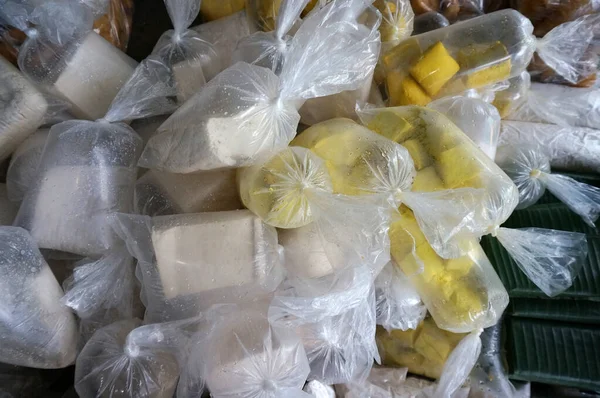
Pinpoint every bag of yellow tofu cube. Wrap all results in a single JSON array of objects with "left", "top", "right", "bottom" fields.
[
  {"left": 137, "top": 0, "right": 380, "bottom": 173},
  {"left": 233, "top": 0, "right": 309, "bottom": 73},
  {"left": 374, "top": 0, "right": 414, "bottom": 51},
  {"left": 294, "top": 117, "right": 498, "bottom": 260},
  {"left": 380, "top": 9, "right": 600, "bottom": 107}
]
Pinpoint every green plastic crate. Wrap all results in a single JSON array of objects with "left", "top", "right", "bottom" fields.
[{"left": 509, "top": 298, "right": 600, "bottom": 324}]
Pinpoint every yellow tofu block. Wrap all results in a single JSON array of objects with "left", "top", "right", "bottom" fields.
[
  {"left": 388, "top": 75, "right": 432, "bottom": 107},
  {"left": 457, "top": 42, "right": 512, "bottom": 89},
  {"left": 402, "top": 139, "right": 432, "bottom": 170},
  {"left": 492, "top": 98, "right": 512, "bottom": 118},
  {"left": 415, "top": 244, "right": 446, "bottom": 283},
  {"left": 382, "top": 38, "right": 422, "bottom": 71},
  {"left": 389, "top": 208, "right": 427, "bottom": 263},
  {"left": 388, "top": 323, "right": 422, "bottom": 345},
  {"left": 412, "top": 166, "right": 445, "bottom": 192},
  {"left": 409, "top": 42, "right": 460, "bottom": 97},
  {"left": 414, "top": 323, "right": 456, "bottom": 364},
  {"left": 445, "top": 256, "right": 474, "bottom": 278},
  {"left": 326, "top": 163, "right": 363, "bottom": 196},
  {"left": 435, "top": 144, "right": 482, "bottom": 189},
  {"left": 450, "top": 286, "right": 484, "bottom": 318},
  {"left": 422, "top": 125, "right": 461, "bottom": 157},
  {"left": 367, "top": 110, "right": 416, "bottom": 143}
]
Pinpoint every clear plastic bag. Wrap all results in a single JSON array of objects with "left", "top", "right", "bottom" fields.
[
  {"left": 1, "top": 0, "right": 138, "bottom": 120},
  {"left": 374, "top": 0, "right": 414, "bottom": 51},
  {"left": 413, "top": 11, "right": 449, "bottom": 34},
  {"left": 0, "top": 56, "right": 47, "bottom": 162},
  {"left": 304, "top": 380, "right": 336, "bottom": 398},
  {"left": 375, "top": 261, "right": 426, "bottom": 332},
  {"left": 187, "top": 306, "right": 310, "bottom": 398},
  {"left": 496, "top": 144, "right": 600, "bottom": 226},
  {"left": 6, "top": 128, "right": 48, "bottom": 202},
  {"left": 75, "top": 318, "right": 185, "bottom": 398},
  {"left": 499, "top": 120, "right": 600, "bottom": 173},
  {"left": 273, "top": 288, "right": 379, "bottom": 385},
  {"left": 428, "top": 96, "right": 501, "bottom": 160},
  {"left": 506, "top": 80, "right": 600, "bottom": 130},
  {"left": 0, "top": 183, "right": 18, "bottom": 225},
  {"left": 111, "top": 210, "right": 284, "bottom": 323},
  {"left": 135, "top": 168, "right": 243, "bottom": 216},
  {"left": 381, "top": 10, "right": 598, "bottom": 107},
  {"left": 490, "top": 70, "right": 530, "bottom": 118},
  {"left": 376, "top": 318, "right": 467, "bottom": 379},
  {"left": 0, "top": 226, "right": 78, "bottom": 368},
  {"left": 233, "top": 0, "right": 309, "bottom": 73},
  {"left": 336, "top": 367, "right": 409, "bottom": 398},
  {"left": 358, "top": 106, "right": 518, "bottom": 257},
  {"left": 139, "top": 0, "right": 381, "bottom": 173}
]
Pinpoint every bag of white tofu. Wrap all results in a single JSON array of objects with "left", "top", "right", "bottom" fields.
[
  {"left": 233, "top": 0, "right": 309, "bottom": 73},
  {"left": 499, "top": 120, "right": 600, "bottom": 173},
  {"left": 110, "top": 210, "right": 284, "bottom": 323},
  {"left": 1, "top": 0, "right": 138, "bottom": 120},
  {"left": 138, "top": 0, "right": 381, "bottom": 173},
  {"left": 271, "top": 286, "right": 379, "bottom": 385},
  {"left": 135, "top": 168, "right": 243, "bottom": 217},
  {"left": 374, "top": 261, "right": 426, "bottom": 332},
  {"left": 0, "top": 226, "right": 78, "bottom": 369},
  {"left": 6, "top": 129, "right": 48, "bottom": 202},
  {"left": 75, "top": 318, "right": 189, "bottom": 398},
  {"left": 0, "top": 56, "right": 47, "bottom": 162},
  {"left": 428, "top": 96, "right": 501, "bottom": 160},
  {"left": 182, "top": 306, "right": 310, "bottom": 398},
  {"left": 496, "top": 144, "right": 600, "bottom": 226}
]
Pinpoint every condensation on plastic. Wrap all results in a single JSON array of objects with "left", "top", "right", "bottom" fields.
[
  {"left": 135, "top": 168, "right": 243, "bottom": 216},
  {"left": 138, "top": 0, "right": 381, "bottom": 173},
  {"left": 382, "top": 10, "right": 598, "bottom": 107},
  {"left": 506, "top": 81, "right": 600, "bottom": 130},
  {"left": 428, "top": 329, "right": 482, "bottom": 398},
  {"left": 1, "top": 0, "right": 139, "bottom": 120},
  {"left": 0, "top": 56, "right": 47, "bottom": 162},
  {"left": 499, "top": 120, "right": 600, "bottom": 173},
  {"left": 6, "top": 129, "right": 48, "bottom": 202},
  {"left": 358, "top": 106, "right": 518, "bottom": 258},
  {"left": 490, "top": 70, "right": 530, "bottom": 118},
  {"left": 188, "top": 307, "right": 310, "bottom": 398},
  {"left": 75, "top": 318, "right": 190, "bottom": 398},
  {"left": 0, "top": 226, "right": 78, "bottom": 369},
  {"left": 13, "top": 121, "right": 141, "bottom": 257},
  {"left": 110, "top": 211, "right": 284, "bottom": 323},
  {"left": 276, "top": 289, "right": 379, "bottom": 385},
  {"left": 0, "top": 184, "right": 19, "bottom": 225},
  {"left": 375, "top": 261, "right": 426, "bottom": 332},
  {"left": 238, "top": 146, "right": 333, "bottom": 229},
  {"left": 428, "top": 96, "right": 501, "bottom": 160},
  {"left": 336, "top": 367, "right": 409, "bottom": 398},
  {"left": 374, "top": 0, "right": 414, "bottom": 50},
  {"left": 233, "top": 0, "right": 310, "bottom": 73}
]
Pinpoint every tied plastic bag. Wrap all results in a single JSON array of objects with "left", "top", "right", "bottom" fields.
[
  {"left": 111, "top": 210, "right": 284, "bottom": 323},
  {"left": 380, "top": 9, "right": 599, "bottom": 107},
  {"left": 336, "top": 367, "right": 409, "bottom": 398},
  {"left": 150, "top": 0, "right": 215, "bottom": 103},
  {"left": 374, "top": 0, "right": 414, "bottom": 50},
  {"left": 6, "top": 129, "right": 48, "bottom": 202},
  {"left": 428, "top": 96, "right": 501, "bottom": 160},
  {"left": 233, "top": 0, "right": 310, "bottom": 73},
  {"left": 505, "top": 79, "right": 600, "bottom": 130},
  {"left": 135, "top": 168, "right": 243, "bottom": 216},
  {"left": 0, "top": 56, "right": 47, "bottom": 162},
  {"left": 375, "top": 261, "right": 426, "bottom": 332},
  {"left": 490, "top": 70, "right": 530, "bottom": 118},
  {"left": 499, "top": 120, "right": 600, "bottom": 174},
  {"left": 183, "top": 306, "right": 310, "bottom": 398},
  {"left": 138, "top": 0, "right": 381, "bottom": 173},
  {"left": 0, "top": 0, "right": 138, "bottom": 120},
  {"left": 75, "top": 317, "right": 202, "bottom": 398},
  {"left": 358, "top": 106, "right": 518, "bottom": 258},
  {"left": 0, "top": 226, "right": 78, "bottom": 368},
  {"left": 496, "top": 145, "right": 600, "bottom": 226},
  {"left": 271, "top": 286, "right": 379, "bottom": 385},
  {"left": 13, "top": 57, "right": 181, "bottom": 257}
]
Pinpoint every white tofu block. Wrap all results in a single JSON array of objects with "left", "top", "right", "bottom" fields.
[
  {"left": 0, "top": 57, "right": 47, "bottom": 161},
  {"left": 0, "top": 184, "right": 18, "bottom": 225},
  {"left": 6, "top": 129, "right": 48, "bottom": 202},
  {"left": 278, "top": 223, "right": 346, "bottom": 279},
  {"left": 28, "top": 165, "right": 134, "bottom": 256},
  {"left": 150, "top": 169, "right": 242, "bottom": 213},
  {"left": 151, "top": 210, "right": 278, "bottom": 298},
  {"left": 54, "top": 32, "right": 137, "bottom": 120},
  {"left": 173, "top": 58, "right": 206, "bottom": 103}
]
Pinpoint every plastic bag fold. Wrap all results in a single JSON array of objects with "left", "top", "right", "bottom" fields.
[{"left": 138, "top": 0, "right": 381, "bottom": 172}]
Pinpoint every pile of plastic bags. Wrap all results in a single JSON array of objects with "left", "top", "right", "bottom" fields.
[{"left": 0, "top": 0, "right": 598, "bottom": 396}]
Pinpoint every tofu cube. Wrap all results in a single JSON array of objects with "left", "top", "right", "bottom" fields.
[
  {"left": 457, "top": 41, "right": 512, "bottom": 89},
  {"left": 435, "top": 144, "right": 482, "bottom": 189},
  {"left": 388, "top": 74, "right": 432, "bottom": 106},
  {"left": 402, "top": 139, "right": 432, "bottom": 170},
  {"left": 367, "top": 110, "right": 416, "bottom": 143},
  {"left": 411, "top": 166, "right": 445, "bottom": 192},
  {"left": 409, "top": 42, "right": 460, "bottom": 97}
]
